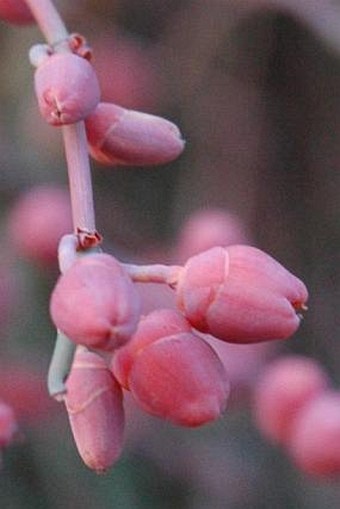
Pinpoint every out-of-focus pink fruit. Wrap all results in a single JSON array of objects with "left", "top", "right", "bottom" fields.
[
  {"left": 7, "top": 185, "right": 72, "bottom": 266},
  {"left": 34, "top": 53, "right": 100, "bottom": 126},
  {"left": 176, "top": 208, "right": 249, "bottom": 263},
  {"left": 287, "top": 391, "right": 340, "bottom": 478},
  {"left": 128, "top": 332, "right": 230, "bottom": 427},
  {"left": 85, "top": 102, "right": 185, "bottom": 166},
  {"left": 0, "top": 362, "right": 56, "bottom": 424},
  {"left": 111, "top": 308, "right": 191, "bottom": 389},
  {"left": 92, "top": 34, "right": 159, "bottom": 111},
  {"left": 50, "top": 253, "right": 141, "bottom": 350},
  {"left": 176, "top": 245, "right": 308, "bottom": 343},
  {"left": 0, "top": 401, "right": 17, "bottom": 447},
  {"left": 0, "top": 0, "right": 34, "bottom": 24},
  {"left": 205, "top": 334, "right": 279, "bottom": 405},
  {"left": 252, "top": 355, "right": 329, "bottom": 444},
  {"left": 65, "top": 348, "right": 124, "bottom": 473}
]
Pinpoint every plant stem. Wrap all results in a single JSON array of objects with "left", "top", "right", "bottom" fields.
[
  {"left": 123, "top": 263, "right": 182, "bottom": 286},
  {"left": 25, "top": 0, "right": 99, "bottom": 395},
  {"left": 62, "top": 122, "right": 96, "bottom": 233},
  {"left": 47, "top": 331, "right": 76, "bottom": 401},
  {"left": 24, "top": 0, "right": 68, "bottom": 44}
]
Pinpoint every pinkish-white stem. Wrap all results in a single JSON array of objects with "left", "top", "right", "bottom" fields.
[
  {"left": 24, "top": 0, "right": 97, "bottom": 240},
  {"left": 123, "top": 263, "right": 183, "bottom": 287},
  {"left": 25, "top": 0, "right": 98, "bottom": 397},
  {"left": 62, "top": 123, "right": 96, "bottom": 233},
  {"left": 24, "top": 0, "right": 68, "bottom": 44}
]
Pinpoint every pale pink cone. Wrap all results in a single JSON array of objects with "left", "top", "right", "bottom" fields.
[
  {"left": 65, "top": 348, "right": 124, "bottom": 473},
  {"left": 34, "top": 53, "right": 100, "bottom": 126},
  {"left": 176, "top": 245, "right": 308, "bottom": 343},
  {"left": 0, "top": 0, "right": 34, "bottom": 24},
  {"left": 287, "top": 391, "right": 340, "bottom": 478},
  {"left": 128, "top": 332, "right": 230, "bottom": 427},
  {"left": 50, "top": 253, "right": 141, "bottom": 350},
  {"left": 252, "top": 355, "right": 329, "bottom": 445},
  {"left": 111, "top": 308, "right": 191, "bottom": 389},
  {"left": 85, "top": 102, "right": 185, "bottom": 166}
]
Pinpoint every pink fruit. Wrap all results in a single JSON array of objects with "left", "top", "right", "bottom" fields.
[
  {"left": 7, "top": 185, "right": 72, "bottom": 266},
  {"left": 287, "top": 391, "right": 340, "bottom": 478},
  {"left": 0, "top": 401, "right": 17, "bottom": 447},
  {"left": 34, "top": 53, "right": 100, "bottom": 126},
  {"left": 252, "top": 355, "right": 329, "bottom": 444},
  {"left": 85, "top": 102, "right": 185, "bottom": 166},
  {"left": 0, "top": 0, "right": 34, "bottom": 24},
  {"left": 50, "top": 253, "right": 141, "bottom": 350},
  {"left": 111, "top": 308, "right": 191, "bottom": 389},
  {"left": 65, "top": 348, "right": 124, "bottom": 473},
  {"left": 128, "top": 332, "right": 230, "bottom": 427},
  {"left": 176, "top": 245, "right": 308, "bottom": 343}
]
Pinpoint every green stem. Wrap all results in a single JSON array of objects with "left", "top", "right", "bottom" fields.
[{"left": 47, "top": 332, "right": 76, "bottom": 401}]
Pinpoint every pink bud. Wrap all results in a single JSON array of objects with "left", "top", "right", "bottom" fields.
[
  {"left": 287, "top": 391, "right": 340, "bottom": 478},
  {"left": 252, "top": 355, "right": 329, "bottom": 445},
  {"left": 85, "top": 102, "right": 185, "bottom": 166},
  {"left": 34, "top": 53, "right": 100, "bottom": 126},
  {"left": 7, "top": 185, "right": 72, "bottom": 266},
  {"left": 0, "top": 401, "right": 17, "bottom": 447},
  {"left": 65, "top": 348, "right": 124, "bottom": 473},
  {"left": 50, "top": 253, "right": 141, "bottom": 350},
  {"left": 127, "top": 332, "right": 230, "bottom": 427},
  {"left": 111, "top": 308, "right": 191, "bottom": 389},
  {"left": 176, "top": 245, "right": 308, "bottom": 343},
  {"left": 0, "top": 0, "right": 34, "bottom": 25}
]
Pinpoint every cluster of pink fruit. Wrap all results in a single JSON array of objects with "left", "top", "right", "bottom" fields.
[
  {"left": 47, "top": 238, "right": 307, "bottom": 472},
  {"left": 253, "top": 355, "right": 340, "bottom": 478},
  {"left": 1, "top": 0, "right": 328, "bottom": 479}
]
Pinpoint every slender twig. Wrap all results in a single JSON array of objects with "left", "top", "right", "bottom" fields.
[
  {"left": 122, "top": 263, "right": 182, "bottom": 287},
  {"left": 24, "top": 0, "right": 99, "bottom": 398},
  {"left": 47, "top": 331, "right": 76, "bottom": 401},
  {"left": 24, "top": 0, "right": 68, "bottom": 44}
]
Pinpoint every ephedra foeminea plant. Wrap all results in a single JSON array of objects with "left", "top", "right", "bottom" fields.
[{"left": 3, "top": 0, "right": 337, "bottom": 480}]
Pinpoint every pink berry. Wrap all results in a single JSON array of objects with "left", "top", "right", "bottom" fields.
[
  {"left": 0, "top": 0, "right": 34, "bottom": 24},
  {"left": 252, "top": 355, "right": 329, "bottom": 445},
  {"left": 287, "top": 391, "right": 340, "bottom": 478},
  {"left": 0, "top": 401, "right": 17, "bottom": 447},
  {"left": 176, "top": 208, "right": 249, "bottom": 263},
  {"left": 85, "top": 102, "right": 185, "bottom": 166},
  {"left": 176, "top": 245, "right": 308, "bottom": 343},
  {"left": 34, "top": 53, "right": 100, "bottom": 126},
  {"left": 50, "top": 253, "right": 141, "bottom": 350},
  {"left": 128, "top": 332, "right": 230, "bottom": 427},
  {"left": 7, "top": 185, "right": 72, "bottom": 266},
  {"left": 111, "top": 308, "right": 191, "bottom": 389},
  {"left": 65, "top": 348, "right": 124, "bottom": 473}
]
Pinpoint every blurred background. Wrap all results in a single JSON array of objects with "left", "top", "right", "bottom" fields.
[{"left": 0, "top": 0, "right": 339, "bottom": 507}]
